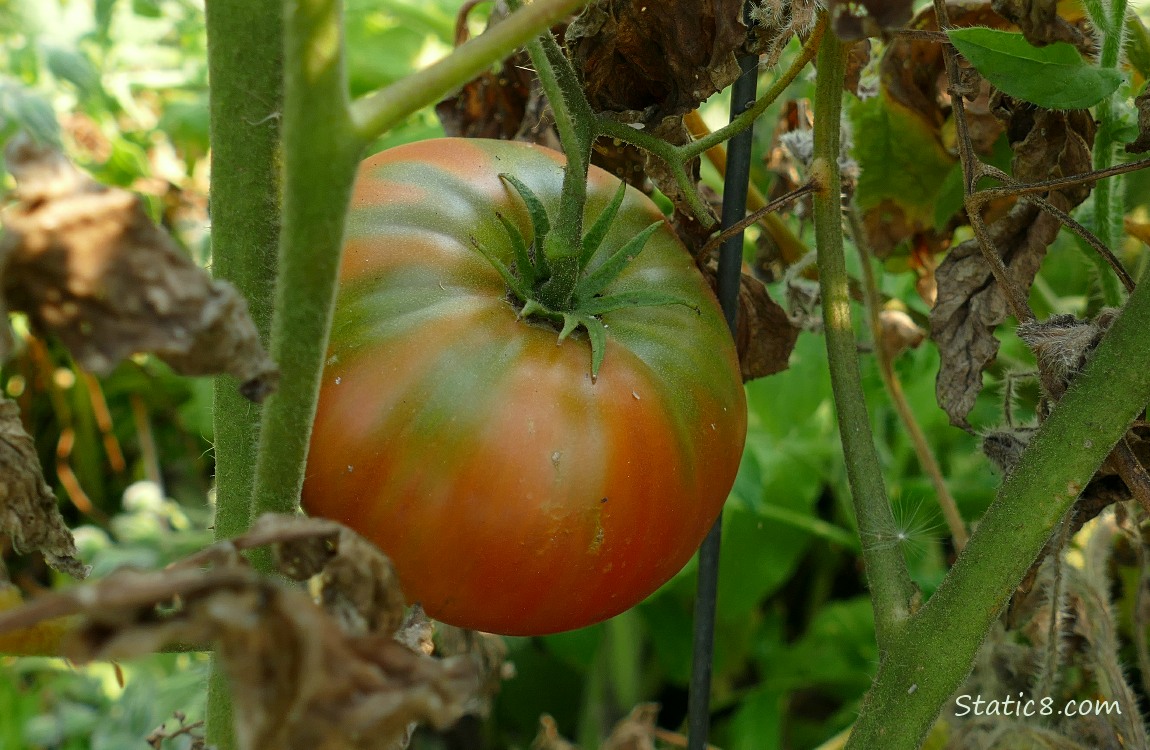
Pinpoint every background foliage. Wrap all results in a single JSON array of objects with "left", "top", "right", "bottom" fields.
[{"left": 2, "top": 0, "right": 1150, "bottom": 748}]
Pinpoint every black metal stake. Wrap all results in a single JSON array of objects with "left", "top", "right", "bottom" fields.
[{"left": 686, "top": 52, "right": 759, "bottom": 750}]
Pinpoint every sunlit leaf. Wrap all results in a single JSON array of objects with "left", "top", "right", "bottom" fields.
[{"left": 948, "top": 27, "right": 1122, "bottom": 109}]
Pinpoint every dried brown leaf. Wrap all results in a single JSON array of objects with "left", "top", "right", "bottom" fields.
[
  {"left": 435, "top": 3, "right": 547, "bottom": 143},
  {"left": 930, "top": 101, "right": 1095, "bottom": 428},
  {"left": 991, "top": 0, "right": 1084, "bottom": 47},
  {"left": 602, "top": 703, "right": 660, "bottom": 750},
  {"left": 701, "top": 263, "right": 799, "bottom": 381},
  {"left": 0, "top": 136, "right": 277, "bottom": 402},
  {"left": 436, "top": 625, "right": 511, "bottom": 717},
  {"left": 0, "top": 518, "right": 481, "bottom": 750},
  {"left": 0, "top": 397, "right": 86, "bottom": 577},
  {"left": 566, "top": 0, "right": 746, "bottom": 123},
  {"left": 828, "top": 0, "right": 913, "bottom": 41},
  {"left": 1126, "top": 87, "right": 1150, "bottom": 155},
  {"left": 878, "top": 308, "right": 926, "bottom": 359},
  {"left": 531, "top": 716, "right": 578, "bottom": 750}
]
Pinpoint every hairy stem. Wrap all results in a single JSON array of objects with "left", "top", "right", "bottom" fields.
[
  {"left": 846, "top": 269, "right": 1150, "bottom": 749},
  {"left": 812, "top": 33, "right": 915, "bottom": 650},
  {"left": 1085, "top": 0, "right": 1130, "bottom": 306},
  {"left": 246, "top": 0, "right": 360, "bottom": 538},
  {"left": 204, "top": 0, "right": 283, "bottom": 747}
]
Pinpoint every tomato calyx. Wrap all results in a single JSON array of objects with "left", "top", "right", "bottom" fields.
[{"left": 469, "top": 173, "right": 699, "bottom": 379}]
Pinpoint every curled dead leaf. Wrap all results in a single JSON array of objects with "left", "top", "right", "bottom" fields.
[
  {"left": 0, "top": 397, "right": 86, "bottom": 578},
  {"left": 1126, "top": 87, "right": 1150, "bottom": 155},
  {"left": 701, "top": 263, "right": 799, "bottom": 381},
  {"left": 930, "top": 99, "right": 1095, "bottom": 429},
  {"left": 436, "top": 625, "right": 512, "bottom": 717},
  {"left": 0, "top": 514, "right": 483, "bottom": 750},
  {"left": 990, "top": 0, "right": 1084, "bottom": 47},
  {"left": 531, "top": 716, "right": 578, "bottom": 750},
  {"left": 0, "top": 135, "right": 277, "bottom": 402},
  {"left": 566, "top": 0, "right": 748, "bottom": 123},
  {"left": 827, "top": 0, "right": 913, "bottom": 41},
  {"left": 878, "top": 308, "right": 926, "bottom": 360}
]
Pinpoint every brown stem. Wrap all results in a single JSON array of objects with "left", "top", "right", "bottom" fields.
[
  {"left": 700, "top": 182, "right": 818, "bottom": 259},
  {"left": 1110, "top": 439, "right": 1150, "bottom": 515}
]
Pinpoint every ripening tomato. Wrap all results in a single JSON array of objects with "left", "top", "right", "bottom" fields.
[{"left": 302, "top": 138, "right": 746, "bottom": 635}]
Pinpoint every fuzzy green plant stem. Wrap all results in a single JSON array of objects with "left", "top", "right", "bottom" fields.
[
  {"left": 1085, "top": 0, "right": 1130, "bottom": 306},
  {"left": 204, "top": 1, "right": 283, "bottom": 747},
  {"left": 812, "top": 33, "right": 915, "bottom": 651},
  {"left": 522, "top": 31, "right": 594, "bottom": 307},
  {"left": 245, "top": 0, "right": 360, "bottom": 534},
  {"left": 846, "top": 267, "right": 1150, "bottom": 749},
  {"left": 349, "top": 0, "right": 589, "bottom": 142}
]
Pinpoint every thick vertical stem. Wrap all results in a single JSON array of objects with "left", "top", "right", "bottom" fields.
[
  {"left": 847, "top": 265, "right": 1150, "bottom": 749},
  {"left": 1087, "top": 0, "right": 1129, "bottom": 306},
  {"left": 204, "top": 1, "right": 284, "bottom": 747},
  {"left": 812, "top": 33, "right": 915, "bottom": 650},
  {"left": 247, "top": 0, "right": 361, "bottom": 532}
]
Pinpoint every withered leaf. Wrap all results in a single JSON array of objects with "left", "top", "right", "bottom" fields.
[
  {"left": 530, "top": 716, "right": 578, "bottom": 750},
  {"left": 991, "top": 0, "right": 1084, "bottom": 47},
  {"left": 878, "top": 308, "right": 926, "bottom": 360},
  {"left": 0, "top": 517, "right": 482, "bottom": 750},
  {"left": 828, "top": 0, "right": 913, "bottom": 41},
  {"left": 566, "top": 0, "right": 748, "bottom": 123},
  {"left": 436, "top": 625, "right": 511, "bottom": 717},
  {"left": 702, "top": 263, "right": 799, "bottom": 381},
  {"left": 529, "top": 704, "right": 661, "bottom": 750},
  {"left": 189, "top": 513, "right": 408, "bottom": 638},
  {"left": 435, "top": 3, "right": 546, "bottom": 143},
  {"left": 0, "top": 397, "right": 86, "bottom": 578},
  {"left": 930, "top": 100, "right": 1095, "bottom": 428},
  {"left": 1126, "top": 86, "right": 1150, "bottom": 154},
  {"left": 0, "top": 136, "right": 277, "bottom": 402},
  {"left": 601, "top": 703, "right": 660, "bottom": 750}
]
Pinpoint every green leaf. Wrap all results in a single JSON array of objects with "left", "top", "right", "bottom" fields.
[
  {"left": 578, "top": 289, "right": 697, "bottom": 317},
  {"left": 573, "top": 221, "right": 661, "bottom": 303},
  {"left": 579, "top": 179, "right": 627, "bottom": 269},
  {"left": 849, "top": 93, "right": 954, "bottom": 225},
  {"left": 494, "top": 211, "right": 536, "bottom": 289},
  {"left": 947, "top": 28, "right": 1123, "bottom": 109},
  {"left": 500, "top": 172, "right": 552, "bottom": 278},
  {"left": 44, "top": 47, "right": 104, "bottom": 103},
  {"left": 0, "top": 79, "right": 60, "bottom": 147},
  {"left": 581, "top": 314, "right": 607, "bottom": 379},
  {"left": 469, "top": 236, "right": 528, "bottom": 301}
]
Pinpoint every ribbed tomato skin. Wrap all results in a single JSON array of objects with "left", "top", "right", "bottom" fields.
[{"left": 303, "top": 138, "right": 746, "bottom": 635}]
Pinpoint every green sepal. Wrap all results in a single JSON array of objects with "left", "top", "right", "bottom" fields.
[
  {"left": 495, "top": 211, "right": 536, "bottom": 288},
  {"left": 573, "top": 221, "right": 662, "bottom": 304},
  {"left": 579, "top": 289, "right": 700, "bottom": 317},
  {"left": 469, "top": 236, "right": 528, "bottom": 300},
  {"left": 580, "top": 314, "right": 608, "bottom": 380},
  {"left": 557, "top": 313, "right": 581, "bottom": 341},
  {"left": 520, "top": 298, "right": 552, "bottom": 320},
  {"left": 500, "top": 172, "right": 552, "bottom": 279},
  {"left": 580, "top": 179, "right": 628, "bottom": 269}
]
